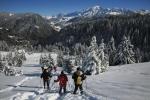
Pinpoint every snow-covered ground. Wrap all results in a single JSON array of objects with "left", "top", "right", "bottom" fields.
[{"left": 0, "top": 52, "right": 150, "bottom": 100}]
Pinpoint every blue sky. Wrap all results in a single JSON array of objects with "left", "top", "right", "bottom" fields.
[{"left": 0, "top": 0, "right": 150, "bottom": 16}]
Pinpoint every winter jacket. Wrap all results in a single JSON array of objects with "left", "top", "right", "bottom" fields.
[
  {"left": 72, "top": 70, "right": 86, "bottom": 85},
  {"left": 41, "top": 71, "right": 52, "bottom": 81},
  {"left": 55, "top": 74, "right": 68, "bottom": 87}
]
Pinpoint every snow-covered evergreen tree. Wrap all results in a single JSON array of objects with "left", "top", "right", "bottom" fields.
[
  {"left": 113, "top": 35, "right": 136, "bottom": 65},
  {"left": 107, "top": 36, "right": 116, "bottom": 65},
  {"left": 39, "top": 54, "right": 49, "bottom": 66},
  {"left": 0, "top": 53, "right": 5, "bottom": 72},
  {"left": 57, "top": 51, "right": 63, "bottom": 67},
  {"left": 40, "top": 53, "right": 55, "bottom": 68},
  {"left": 6, "top": 52, "right": 13, "bottom": 65},
  {"left": 135, "top": 48, "right": 142, "bottom": 63},
  {"left": 13, "top": 49, "right": 26, "bottom": 67},
  {"left": 98, "top": 38, "right": 109, "bottom": 72},
  {"left": 82, "top": 36, "right": 109, "bottom": 75},
  {"left": 82, "top": 36, "right": 99, "bottom": 75},
  {"left": 48, "top": 53, "right": 54, "bottom": 67},
  {"left": 64, "top": 58, "right": 73, "bottom": 73},
  {"left": 0, "top": 53, "right": 2, "bottom": 61},
  {"left": 0, "top": 52, "right": 23, "bottom": 76}
]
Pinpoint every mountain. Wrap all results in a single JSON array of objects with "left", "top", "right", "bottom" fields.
[
  {"left": 135, "top": 9, "right": 150, "bottom": 15},
  {"left": 0, "top": 5, "right": 150, "bottom": 62},
  {"left": 57, "top": 13, "right": 150, "bottom": 62},
  {"left": 0, "top": 12, "right": 57, "bottom": 45},
  {"left": 45, "top": 5, "right": 135, "bottom": 29}
]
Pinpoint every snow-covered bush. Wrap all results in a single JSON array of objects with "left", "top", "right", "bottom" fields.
[
  {"left": 13, "top": 49, "right": 26, "bottom": 67},
  {"left": 39, "top": 53, "right": 55, "bottom": 67},
  {"left": 40, "top": 54, "right": 49, "bottom": 66},
  {"left": 0, "top": 51, "right": 24, "bottom": 76}
]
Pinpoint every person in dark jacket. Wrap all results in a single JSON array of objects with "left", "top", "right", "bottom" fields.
[
  {"left": 54, "top": 71, "right": 68, "bottom": 94},
  {"left": 72, "top": 67, "right": 86, "bottom": 94},
  {"left": 41, "top": 69, "right": 52, "bottom": 90}
]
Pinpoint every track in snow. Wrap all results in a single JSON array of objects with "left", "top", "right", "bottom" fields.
[{"left": 10, "top": 74, "right": 100, "bottom": 100}]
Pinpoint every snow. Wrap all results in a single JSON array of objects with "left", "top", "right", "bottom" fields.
[
  {"left": 82, "top": 5, "right": 101, "bottom": 17},
  {"left": 34, "top": 25, "right": 40, "bottom": 29},
  {"left": 107, "top": 12, "right": 121, "bottom": 15},
  {"left": 59, "top": 16, "right": 74, "bottom": 22},
  {"left": 0, "top": 51, "right": 150, "bottom": 100},
  {"left": 135, "top": 9, "right": 150, "bottom": 15},
  {"left": 86, "top": 63, "right": 150, "bottom": 100},
  {"left": 0, "top": 77, "right": 29, "bottom": 93},
  {"left": 9, "top": 13, "right": 14, "bottom": 16},
  {"left": 49, "top": 53, "right": 58, "bottom": 65},
  {"left": 43, "top": 16, "right": 57, "bottom": 20},
  {"left": 8, "top": 35, "right": 15, "bottom": 39},
  {"left": 0, "top": 27, "right": 8, "bottom": 31},
  {"left": 52, "top": 25, "right": 61, "bottom": 32},
  {"left": 17, "top": 49, "right": 25, "bottom": 54},
  {"left": 45, "top": 16, "right": 53, "bottom": 20}
]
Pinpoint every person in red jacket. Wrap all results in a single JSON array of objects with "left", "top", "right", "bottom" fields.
[{"left": 54, "top": 71, "right": 68, "bottom": 94}]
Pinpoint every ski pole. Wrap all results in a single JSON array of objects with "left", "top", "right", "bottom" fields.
[
  {"left": 40, "top": 79, "right": 42, "bottom": 88},
  {"left": 85, "top": 79, "right": 87, "bottom": 90}
]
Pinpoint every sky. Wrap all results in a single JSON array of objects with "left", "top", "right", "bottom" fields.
[{"left": 0, "top": 0, "right": 150, "bottom": 16}]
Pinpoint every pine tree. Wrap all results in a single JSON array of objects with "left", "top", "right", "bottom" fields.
[
  {"left": 57, "top": 51, "right": 64, "bottom": 67},
  {"left": 82, "top": 36, "right": 110, "bottom": 75},
  {"left": 37, "top": 44, "right": 42, "bottom": 52},
  {"left": 135, "top": 48, "right": 142, "bottom": 63},
  {"left": 6, "top": 52, "right": 13, "bottom": 65},
  {"left": 82, "top": 36, "right": 101, "bottom": 75},
  {"left": 13, "top": 49, "right": 26, "bottom": 67},
  {"left": 107, "top": 36, "right": 116, "bottom": 65},
  {"left": 48, "top": 53, "right": 54, "bottom": 67},
  {"left": 98, "top": 38, "right": 109, "bottom": 72},
  {"left": 64, "top": 58, "right": 73, "bottom": 73},
  {"left": 113, "top": 35, "right": 136, "bottom": 65},
  {"left": 0, "top": 53, "right": 4, "bottom": 72}
]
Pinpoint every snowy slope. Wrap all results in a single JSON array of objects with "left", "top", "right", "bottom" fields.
[
  {"left": 86, "top": 63, "right": 150, "bottom": 100},
  {"left": 0, "top": 52, "right": 150, "bottom": 100}
]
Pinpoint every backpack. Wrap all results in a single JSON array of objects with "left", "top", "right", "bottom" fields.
[
  {"left": 60, "top": 75, "right": 66, "bottom": 85},
  {"left": 76, "top": 76, "right": 82, "bottom": 85}
]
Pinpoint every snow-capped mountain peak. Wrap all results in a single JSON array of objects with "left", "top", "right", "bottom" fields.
[
  {"left": 88, "top": 5, "right": 101, "bottom": 12},
  {"left": 81, "top": 5, "right": 101, "bottom": 17},
  {"left": 45, "top": 5, "right": 149, "bottom": 30}
]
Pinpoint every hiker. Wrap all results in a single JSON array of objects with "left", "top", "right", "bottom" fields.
[
  {"left": 72, "top": 67, "right": 86, "bottom": 94},
  {"left": 41, "top": 68, "right": 52, "bottom": 90},
  {"left": 41, "top": 64, "right": 47, "bottom": 72},
  {"left": 54, "top": 71, "right": 68, "bottom": 94},
  {"left": 41, "top": 66, "right": 44, "bottom": 72}
]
